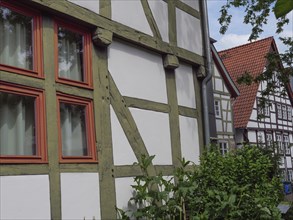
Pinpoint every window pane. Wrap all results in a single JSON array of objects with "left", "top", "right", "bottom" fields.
[
  {"left": 60, "top": 102, "right": 87, "bottom": 156},
  {"left": 58, "top": 27, "right": 84, "bottom": 82},
  {"left": 0, "top": 92, "right": 36, "bottom": 155},
  {"left": 0, "top": 6, "right": 33, "bottom": 70}
]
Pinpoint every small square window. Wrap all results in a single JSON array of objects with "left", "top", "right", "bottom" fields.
[
  {"left": 57, "top": 94, "right": 96, "bottom": 163},
  {"left": 219, "top": 141, "right": 228, "bottom": 155},
  {"left": 277, "top": 104, "right": 282, "bottom": 119},
  {"left": 0, "top": 2, "right": 43, "bottom": 77},
  {"left": 214, "top": 100, "right": 221, "bottom": 118},
  {"left": 0, "top": 81, "right": 46, "bottom": 163},
  {"left": 55, "top": 20, "right": 92, "bottom": 88}
]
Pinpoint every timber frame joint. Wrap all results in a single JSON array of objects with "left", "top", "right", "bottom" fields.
[
  {"left": 163, "top": 54, "right": 179, "bottom": 70},
  {"left": 196, "top": 65, "right": 206, "bottom": 79},
  {"left": 92, "top": 27, "right": 113, "bottom": 47}
]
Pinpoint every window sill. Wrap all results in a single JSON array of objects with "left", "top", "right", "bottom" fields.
[{"left": 0, "top": 64, "right": 44, "bottom": 79}]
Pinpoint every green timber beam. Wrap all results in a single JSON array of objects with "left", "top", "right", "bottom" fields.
[
  {"left": 92, "top": 44, "right": 116, "bottom": 219},
  {"left": 140, "top": 0, "right": 162, "bottom": 39},
  {"left": 42, "top": 16, "right": 62, "bottom": 220},
  {"left": 29, "top": 0, "right": 204, "bottom": 66},
  {"left": 109, "top": 73, "right": 157, "bottom": 177}
]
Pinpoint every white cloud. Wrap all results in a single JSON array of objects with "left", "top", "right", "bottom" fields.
[{"left": 214, "top": 34, "right": 251, "bottom": 51}]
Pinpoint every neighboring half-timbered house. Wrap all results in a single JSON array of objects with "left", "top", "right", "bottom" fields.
[
  {"left": 219, "top": 37, "right": 293, "bottom": 181},
  {"left": 0, "top": 0, "right": 212, "bottom": 219},
  {"left": 211, "top": 42, "right": 240, "bottom": 155}
]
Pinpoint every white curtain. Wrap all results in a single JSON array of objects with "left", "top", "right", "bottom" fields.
[
  {"left": 0, "top": 7, "right": 32, "bottom": 70},
  {"left": 58, "top": 29, "right": 83, "bottom": 81},
  {"left": 0, "top": 93, "right": 35, "bottom": 155},
  {"left": 60, "top": 103, "right": 87, "bottom": 156}
]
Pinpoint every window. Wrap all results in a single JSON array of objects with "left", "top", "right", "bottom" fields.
[
  {"left": 266, "top": 133, "right": 273, "bottom": 147},
  {"left": 214, "top": 100, "right": 221, "bottom": 118},
  {"left": 0, "top": 2, "right": 43, "bottom": 76},
  {"left": 288, "top": 170, "right": 293, "bottom": 182},
  {"left": 288, "top": 106, "right": 292, "bottom": 121},
  {"left": 282, "top": 105, "right": 287, "bottom": 120},
  {"left": 57, "top": 94, "right": 96, "bottom": 163},
  {"left": 277, "top": 104, "right": 282, "bottom": 119},
  {"left": 276, "top": 134, "right": 283, "bottom": 154},
  {"left": 219, "top": 141, "right": 228, "bottom": 155},
  {"left": 258, "top": 100, "right": 270, "bottom": 117},
  {"left": 284, "top": 135, "right": 290, "bottom": 155},
  {"left": 55, "top": 20, "right": 92, "bottom": 88},
  {"left": 0, "top": 81, "right": 46, "bottom": 163}
]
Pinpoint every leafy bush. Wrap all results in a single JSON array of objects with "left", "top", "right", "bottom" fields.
[{"left": 117, "top": 145, "right": 283, "bottom": 220}]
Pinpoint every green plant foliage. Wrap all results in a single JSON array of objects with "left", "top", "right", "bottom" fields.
[
  {"left": 218, "top": 0, "right": 293, "bottom": 111},
  {"left": 274, "top": 0, "right": 293, "bottom": 19},
  {"left": 117, "top": 146, "right": 283, "bottom": 220}
]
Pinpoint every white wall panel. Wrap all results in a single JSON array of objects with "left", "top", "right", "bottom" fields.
[
  {"left": 130, "top": 108, "right": 172, "bottom": 165},
  {"left": 112, "top": 0, "right": 152, "bottom": 35},
  {"left": 68, "top": 0, "right": 99, "bottom": 14},
  {"left": 181, "top": 0, "right": 199, "bottom": 10},
  {"left": 216, "top": 119, "right": 223, "bottom": 132},
  {"left": 61, "top": 173, "right": 101, "bottom": 220},
  {"left": 148, "top": 0, "right": 169, "bottom": 42},
  {"left": 175, "top": 64, "right": 196, "bottom": 108},
  {"left": 179, "top": 116, "right": 200, "bottom": 164},
  {"left": 115, "top": 177, "right": 136, "bottom": 216},
  {"left": 0, "top": 175, "right": 51, "bottom": 220},
  {"left": 287, "top": 157, "right": 292, "bottom": 168},
  {"left": 109, "top": 41, "right": 167, "bottom": 103},
  {"left": 111, "top": 107, "right": 138, "bottom": 165},
  {"left": 176, "top": 8, "right": 202, "bottom": 55},
  {"left": 248, "top": 131, "right": 256, "bottom": 142},
  {"left": 215, "top": 78, "right": 223, "bottom": 91}
]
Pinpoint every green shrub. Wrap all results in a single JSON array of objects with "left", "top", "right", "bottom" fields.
[{"left": 117, "top": 145, "right": 283, "bottom": 220}]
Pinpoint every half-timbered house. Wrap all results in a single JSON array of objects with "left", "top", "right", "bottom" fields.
[
  {"left": 219, "top": 37, "right": 293, "bottom": 181},
  {"left": 0, "top": 0, "right": 213, "bottom": 219}
]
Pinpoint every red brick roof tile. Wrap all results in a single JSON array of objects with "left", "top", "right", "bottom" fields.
[{"left": 219, "top": 37, "right": 275, "bottom": 128}]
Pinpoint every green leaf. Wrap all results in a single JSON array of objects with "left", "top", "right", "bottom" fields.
[{"left": 274, "top": 0, "right": 293, "bottom": 18}]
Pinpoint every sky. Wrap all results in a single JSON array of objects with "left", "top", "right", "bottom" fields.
[{"left": 207, "top": 0, "right": 293, "bottom": 54}]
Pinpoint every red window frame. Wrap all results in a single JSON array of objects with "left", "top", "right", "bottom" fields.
[
  {"left": 57, "top": 93, "right": 96, "bottom": 163},
  {"left": 54, "top": 19, "right": 93, "bottom": 89},
  {"left": 0, "top": 1, "right": 43, "bottom": 78},
  {"left": 0, "top": 81, "right": 47, "bottom": 163}
]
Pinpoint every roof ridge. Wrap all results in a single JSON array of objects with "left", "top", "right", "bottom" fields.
[{"left": 219, "top": 36, "right": 274, "bottom": 54}]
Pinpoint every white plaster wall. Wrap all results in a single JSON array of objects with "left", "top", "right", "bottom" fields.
[
  {"left": 175, "top": 64, "right": 196, "bottom": 108},
  {"left": 179, "top": 116, "right": 200, "bottom": 164},
  {"left": 68, "top": 0, "right": 99, "bottom": 14},
  {"left": 247, "top": 121, "right": 258, "bottom": 127},
  {"left": 0, "top": 175, "right": 51, "bottom": 220},
  {"left": 215, "top": 78, "right": 223, "bottom": 91},
  {"left": 216, "top": 118, "right": 223, "bottom": 132},
  {"left": 176, "top": 8, "right": 202, "bottom": 55},
  {"left": 130, "top": 108, "right": 172, "bottom": 165},
  {"left": 112, "top": 0, "right": 152, "bottom": 35},
  {"left": 181, "top": 0, "right": 200, "bottom": 10},
  {"left": 213, "top": 65, "right": 220, "bottom": 77},
  {"left": 60, "top": 173, "right": 101, "bottom": 220},
  {"left": 287, "top": 157, "right": 292, "bottom": 168},
  {"left": 111, "top": 107, "right": 138, "bottom": 165},
  {"left": 148, "top": 0, "right": 169, "bottom": 42},
  {"left": 115, "top": 177, "right": 136, "bottom": 216},
  {"left": 248, "top": 131, "right": 257, "bottom": 143},
  {"left": 108, "top": 41, "right": 167, "bottom": 103}
]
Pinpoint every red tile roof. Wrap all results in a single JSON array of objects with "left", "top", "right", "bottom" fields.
[{"left": 218, "top": 37, "right": 275, "bottom": 128}]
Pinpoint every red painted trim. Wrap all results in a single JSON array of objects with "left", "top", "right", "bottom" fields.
[
  {"left": 0, "top": 81, "right": 47, "bottom": 164},
  {"left": 54, "top": 19, "right": 93, "bottom": 89},
  {"left": 56, "top": 93, "right": 97, "bottom": 163},
  {"left": 0, "top": 1, "right": 44, "bottom": 78}
]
